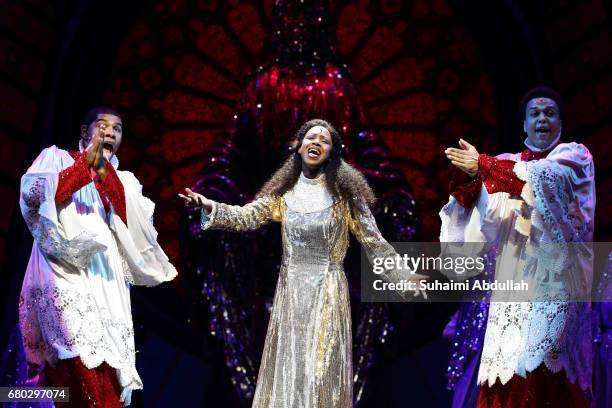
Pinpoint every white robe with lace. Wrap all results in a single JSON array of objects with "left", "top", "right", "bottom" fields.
[
  {"left": 18, "top": 146, "right": 177, "bottom": 399},
  {"left": 440, "top": 142, "right": 595, "bottom": 391}
]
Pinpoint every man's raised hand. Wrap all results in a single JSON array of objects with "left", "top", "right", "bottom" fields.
[
  {"left": 445, "top": 138, "right": 480, "bottom": 177},
  {"left": 86, "top": 126, "right": 107, "bottom": 180}
]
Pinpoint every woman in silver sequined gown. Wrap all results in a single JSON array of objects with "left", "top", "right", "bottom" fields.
[{"left": 180, "top": 120, "right": 419, "bottom": 407}]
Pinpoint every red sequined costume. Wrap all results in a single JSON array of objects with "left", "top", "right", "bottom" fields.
[{"left": 44, "top": 358, "right": 123, "bottom": 408}]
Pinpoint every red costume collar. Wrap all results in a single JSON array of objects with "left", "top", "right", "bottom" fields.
[
  {"left": 520, "top": 144, "right": 558, "bottom": 162},
  {"left": 67, "top": 151, "right": 127, "bottom": 224}
]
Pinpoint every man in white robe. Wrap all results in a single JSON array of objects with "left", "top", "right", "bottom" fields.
[
  {"left": 19, "top": 107, "right": 177, "bottom": 406},
  {"left": 441, "top": 87, "right": 595, "bottom": 407}
]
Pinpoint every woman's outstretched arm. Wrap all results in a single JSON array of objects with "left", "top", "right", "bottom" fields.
[{"left": 180, "top": 188, "right": 281, "bottom": 232}]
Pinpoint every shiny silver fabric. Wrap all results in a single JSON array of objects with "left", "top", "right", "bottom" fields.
[{"left": 202, "top": 174, "right": 398, "bottom": 407}]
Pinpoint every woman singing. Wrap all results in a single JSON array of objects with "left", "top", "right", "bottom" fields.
[{"left": 179, "top": 119, "right": 422, "bottom": 407}]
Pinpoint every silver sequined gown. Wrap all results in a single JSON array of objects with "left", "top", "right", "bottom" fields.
[{"left": 201, "top": 173, "right": 398, "bottom": 408}]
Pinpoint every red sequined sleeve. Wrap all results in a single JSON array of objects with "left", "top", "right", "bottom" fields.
[
  {"left": 449, "top": 168, "right": 483, "bottom": 208},
  {"left": 55, "top": 152, "right": 92, "bottom": 204},
  {"left": 478, "top": 154, "right": 525, "bottom": 196}
]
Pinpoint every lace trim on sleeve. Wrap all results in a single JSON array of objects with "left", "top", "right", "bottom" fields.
[
  {"left": 523, "top": 160, "right": 587, "bottom": 243},
  {"left": 22, "top": 176, "right": 105, "bottom": 269}
]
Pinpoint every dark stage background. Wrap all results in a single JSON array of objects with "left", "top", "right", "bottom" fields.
[{"left": 1, "top": 0, "right": 612, "bottom": 407}]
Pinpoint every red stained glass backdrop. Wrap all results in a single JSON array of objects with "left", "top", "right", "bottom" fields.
[{"left": 105, "top": 0, "right": 497, "bottom": 266}]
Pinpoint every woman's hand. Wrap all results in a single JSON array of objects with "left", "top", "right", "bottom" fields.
[
  {"left": 445, "top": 138, "right": 479, "bottom": 177},
  {"left": 178, "top": 188, "right": 213, "bottom": 212},
  {"left": 406, "top": 272, "right": 428, "bottom": 300}
]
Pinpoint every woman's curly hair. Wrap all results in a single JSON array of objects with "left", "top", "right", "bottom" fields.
[{"left": 257, "top": 119, "right": 375, "bottom": 209}]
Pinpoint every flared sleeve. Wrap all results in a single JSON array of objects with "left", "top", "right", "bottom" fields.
[
  {"left": 513, "top": 142, "right": 595, "bottom": 243},
  {"left": 348, "top": 198, "right": 423, "bottom": 292},
  {"left": 110, "top": 170, "right": 178, "bottom": 286},
  {"left": 439, "top": 183, "right": 516, "bottom": 246},
  {"left": 200, "top": 195, "right": 282, "bottom": 232},
  {"left": 20, "top": 146, "right": 106, "bottom": 270},
  {"left": 439, "top": 164, "right": 522, "bottom": 281}
]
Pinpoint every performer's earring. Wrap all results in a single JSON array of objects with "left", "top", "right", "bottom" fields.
[{"left": 289, "top": 137, "right": 299, "bottom": 152}]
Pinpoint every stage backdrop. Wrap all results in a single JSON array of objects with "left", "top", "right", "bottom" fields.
[{"left": 103, "top": 0, "right": 498, "bottom": 265}]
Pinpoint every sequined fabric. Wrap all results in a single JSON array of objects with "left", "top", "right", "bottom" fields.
[
  {"left": 55, "top": 152, "right": 91, "bottom": 205},
  {"left": 284, "top": 173, "right": 334, "bottom": 212},
  {"left": 202, "top": 174, "right": 400, "bottom": 408},
  {"left": 477, "top": 364, "right": 587, "bottom": 408},
  {"left": 449, "top": 150, "right": 546, "bottom": 209},
  {"left": 520, "top": 148, "right": 552, "bottom": 162},
  {"left": 448, "top": 168, "right": 483, "bottom": 209},
  {"left": 44, "top": 357, "right": 123, "bottom": 408},
  {"left": 95, "top": 163, "right": 127, "bottom": 225},
  {"left": 56, "top": 151, "right": 128, "bottom": 224},
  {"left": 478, "top": 154, "right": 525, "bottom": 196},
  {"left": 202, "top": 196, "right": 281, "bottom": 232}
]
